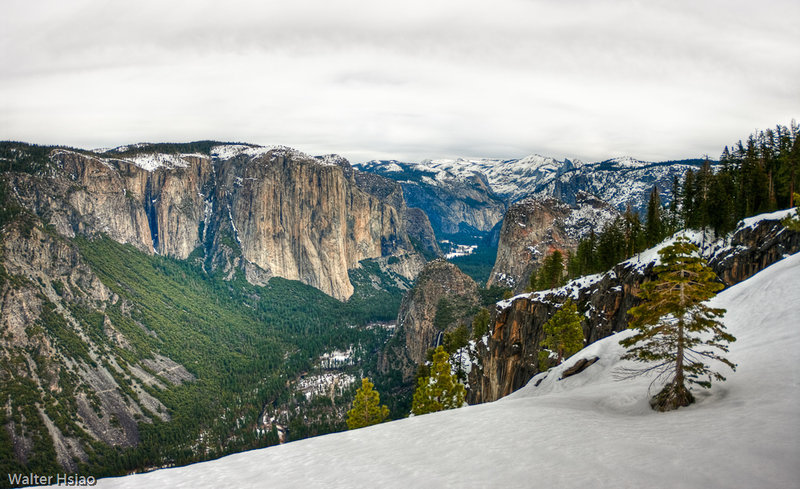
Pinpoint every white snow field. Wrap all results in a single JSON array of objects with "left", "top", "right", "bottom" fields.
[{"left": 84, "top": 253, "right": 799, "bottom": 489}]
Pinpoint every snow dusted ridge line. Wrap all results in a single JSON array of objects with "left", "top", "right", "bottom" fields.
[
  {"left": 63, "top": 144, "right": 346, "bottom": 173},
  {"left": 121, "top": 153, "right": 193, "bottom": 172}
]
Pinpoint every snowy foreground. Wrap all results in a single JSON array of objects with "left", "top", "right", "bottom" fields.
[{"left": 77, "top": 254, "right": 800, "bottom": 488}]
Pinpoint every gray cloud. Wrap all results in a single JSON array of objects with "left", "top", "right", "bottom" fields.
[{"left": 1, "top": 0, "right": 798, "bottom": 163}]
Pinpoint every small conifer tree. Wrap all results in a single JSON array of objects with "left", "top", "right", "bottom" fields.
[
  {"left": 411, "top": 346, "right": 466, "bottom": 416},
  {"left": 472, "top": 308, "right": 491, "bottom": 340},
  {"left": 346, "top": 378, "right": 389, "bottom": 430},
  {"left": 781, "top": 192, "right": 800, "bottom": 230},
  {"left": 619, "top": 236, "right": 736, "bottom": 412},
  {"left": 540, "top": 299, "right": 584, "bottom": 366}
]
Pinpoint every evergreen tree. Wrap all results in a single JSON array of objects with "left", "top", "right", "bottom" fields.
[
  {"left": 782, "top": 193, "right": 800, "bottom": 231},
  {"left": 693, "top": 159, "right": 715, "bottom": 232},
  {"left": 472, "top": 308, "right": 491, "bottom": 340},
  {"left": 623, "top": 204, "right": 645, "bottom": 256},
  {"left": 619, "top": 237, "right": 736, "bottom": 412},
  {"left": 346, "top": 378, "right": 389, "bottom": 430},
  {"left": 540, "top": 299, "right": 584, "bottom": 366},
  {"left": 536, "top": 250, "right": 565, "bottom": 290},
  {"left": 569, "top": 231, "right": 597, "bottom": 278},
  {"left": 443, "top": 324, "right": 470, "bottom": 354},
  {"left": 667, "top": 175, "right": 681, "bottom": 233},
  {"left": 411, "top": 346, "right": 466, "bottom": 416},
  {"left": 525, "top": 268, "right": 538, "bottom": 292},
  {"left": 443, "top": 325, "right": 470, "bottom": 377},
  {"left": 596, "top": 218, "right": 626, "bottom": 270},
  {"left": 645, "top": 186, "right": 664, "bottom": 247},
  {"left": 709, "top": 169, "right": 737, "bottom": 236},
  {"left": 681, "top": 169, "right": 697, "bottom": 228}
]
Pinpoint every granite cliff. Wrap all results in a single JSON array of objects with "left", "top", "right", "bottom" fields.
[
  {"left": 487, "top": 193, "right": 618, "bottom": 291},
  {"left": 379, "top": 259, "right": 480, "bottom": 381}
]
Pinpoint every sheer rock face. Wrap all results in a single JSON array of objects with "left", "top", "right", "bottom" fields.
[
  {"left": 215, "top": 151, "right": 413, "bottom": 299},
  {"left": 469, "top": 261, "right": 649, "bottom": 404},
  {"left": 18, "top": 147, "right": 423, "bottom": 300},
  {"left": 379, "top": 259, "right": 480, "bottom": 381},
  {"left": 469, "top": 214, "right": 800, "bottom": 404},
  {"left": 487, "top": 193, "right": 618, "bottom": 291}
]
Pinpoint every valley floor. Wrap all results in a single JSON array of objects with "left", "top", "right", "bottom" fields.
[{"left": 80, "top": 252, "right": 800, "bottom": 489}]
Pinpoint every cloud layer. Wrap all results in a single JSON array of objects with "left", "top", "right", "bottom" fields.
[{"left": 2, "top": 0, "right": 798, "bottom": 163}]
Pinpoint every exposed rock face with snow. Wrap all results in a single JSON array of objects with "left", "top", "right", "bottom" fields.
[
  {"left": 213, "top": 149, "right": 416, "bottom": 299},
  {"left": 487, "top": 193, "right": 619, "bottom": 290},
  {"left": 470, "top": 258, "right": 651, "bottom": 403},
  {"left": 379, "top": 259, "right": 480, "bottom": 381},
  {"left": 8, "top": 145, "right": 424, "bottom": 300},
  {"left": 707, "top": 209, "right": 800, "bottom": 286},
  {"left": 469, "top": 212, "right": 800, "bottom": 404}
]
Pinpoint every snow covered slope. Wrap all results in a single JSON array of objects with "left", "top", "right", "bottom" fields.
[{"left": 87, "top": 253, "right": 800, "bottom": 489}]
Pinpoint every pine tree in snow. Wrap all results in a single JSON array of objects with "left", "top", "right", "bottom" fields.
[
  {"left": 346, "top": 378, "right": 389, "bottom": 430},
  {"left": 411, "top": 346, "right": 465, "bottom": 416},
  {"left": 539, "top": 299, "right": 584, "bottom": 369},
  {"left": 618, "top": 236, "right": 736, "bottom": 412}
]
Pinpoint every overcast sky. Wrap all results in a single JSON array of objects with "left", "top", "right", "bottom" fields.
[{"left": 1, "top": 0, "right": 798, "bottom": 163}]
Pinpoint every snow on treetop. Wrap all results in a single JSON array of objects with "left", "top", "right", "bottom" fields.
[
  {"left": 120, "top": 153, "right": 194, "bottom": 172},
  {"left": 314, "top": 154, "right": 350, "bottom": 167},
  {"left": 211, "top": 144, "right": 282, "bottom": 160}
]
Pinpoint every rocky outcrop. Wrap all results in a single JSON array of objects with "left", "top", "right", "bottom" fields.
[
  {"left": 379, "top": 260, "right": 480, "bottom": 381},
  {"left": 0, "top": 221, "right": 190, "bottom": 471},
  {"left": 469, "top": 212, "right": 800, "bottom": 404},
  {"left": 487, "top": 193, "right": 618, "bottom": 290},
  {"left": 708, "top": 211, "right": 800, "bottom": 286},
  {"left": 402, "top": 207, "right": 442, "bottom": 258},
  {"left": 9, "top": 145, "right": 423, "bottom": 300}
]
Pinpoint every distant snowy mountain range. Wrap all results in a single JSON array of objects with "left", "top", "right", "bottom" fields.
[{"left": 356, "top": 155, "right": 710, "bottom": 218}]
